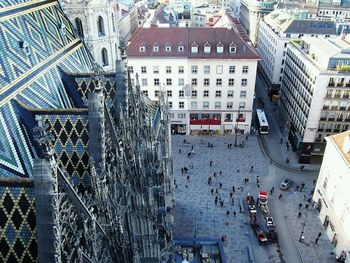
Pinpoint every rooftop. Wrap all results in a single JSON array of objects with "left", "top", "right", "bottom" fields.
[
  {"left": 328, "top": 130, "right": 350, "bottom": 166},
  {"left": 126, "top": 27, "right": 259, "bottom": 59}
]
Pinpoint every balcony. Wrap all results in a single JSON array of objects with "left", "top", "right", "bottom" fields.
[
  {"left": 322, "top": 106, "right": 329, "bottom": 110},
  {"left": 328, "top": 118, "right": 335, "bottom": 121},
  {"left": 336, "top": 118, "right": 343, "bottom": 121},
  {"left": 236, "top": 117, "right": 246, "bottom": 123},
  {"left": 340, "top": 107, "right": 346, "bottom": 111},
  {"left": 190, "top": 119, "right": 221, "bottom": 125},
  {"left": 328, "top": 83, "right": 335, "bottom": 87},
  {"left": 318, "top": 129, "right": 324, "bottom": 132},
  {"left": 320, "top": 117, "right": 327, "bottom": 121},
  {"left": 330, "top": 106, "right": 338, "bottom": 110},
  {"left": 325, "top": 129, "right": 332, "bottom": 132}
]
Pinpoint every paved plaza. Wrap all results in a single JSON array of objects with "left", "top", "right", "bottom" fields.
[{"left": 172, "top": 134, "right": 336, "bottom": 263}]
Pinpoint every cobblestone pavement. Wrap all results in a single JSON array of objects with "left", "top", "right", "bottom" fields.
[{"left": 172, "top": 134, "right": 335, "bottom": 263}]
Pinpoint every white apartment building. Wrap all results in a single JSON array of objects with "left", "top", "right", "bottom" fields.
[
  {"left": 313, "top": 131, "right": 350, "bottom": 262},
  {"left": 257, "top": 9, "right": 336, "bottom": 97},
  {"left": 280, "top": 36, "right": 350, "bottom": 164},
  {"left": 126, "top": 27, "right": 260, "bottom": 135},
  {"left": 314, "top": 0, "right": 350, "bottom": 22}
]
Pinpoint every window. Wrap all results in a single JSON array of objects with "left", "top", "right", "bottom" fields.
[
  {"left": 191, "top": 78, "right": 197, "bottom": 86},
  {"left": 178, "top": 113, "right": 186, "bottom": 118},
  {"left": 203, "top": 101, "right": 209, "bottom": 109},
  {"left": 179, "top": 102, "right": 184, "bottom": 109},
  {"left": 204, "top": 65, "right": 210, "bottom": 74},
  {"left": 97, "top": 16, "right": 105, "bottom": 36},
  {"left": 178, "top": 78, "right": 184, "bottom": 86},
  {"left": 139, "top": 45, "right": 145, "bottom": 52},
  {"left": 227, "top": 90, "right": 234, "bottom": 98},
  {"left": 216, "top": 79, "right": 222, "bottom": 86},
  {"left": 203, "top": 90, "right": 209, "bottom": 97},
  {"left": 228, "top": 79, "right": 234, "bottom": 86},
  {"left": 216, "top": 65, "right": 223, "bottom": 74},
  {"left": 153, "top": 66, "right": 159, "bottom": 74},
  {"left": 239, "top": 102, "right": 245, "bottom": 109},
  {"left": 75, "top": 18, "right": 84, "bottom": 37},
  {"left": 165, "top": 45, "right": 171, "bottom": 52},
  {"left": 217, "top": 43, "right": 224, "bottom": 53},
  {"left": 229, "top": 46, "right": 236, "bottom": 53},
  {"left": 242, "top": 66, "right": 249, "bottom": 74},
  {"left": 141, "top": 66, "right": 146, "bottom": 73},
  {"left": 170, "top": 113, "right": 175, "bottom": 118},
  {"left": 204, "top": 78, "right": 210, "bottom": 86},
  {"left": 179, "top": 90, "right": 184, "bottom": 97},
  {"left": 153, "top": 45, "right": 159, "bottom": 52},
  {"left": 169, "top": 101, "right": 173, "bottom": 109},
  {"left": 229, "top": 65, "right": 235, "bottom": 74},
  {"left": 128, "top": 66, "right": 134, "bottom": 73},
  {"left": 141, "top": 78, "right": 147, "bottom": 86},
  {"left": 240, "top": 90, "right": 246, "bottom": 98},
  {"left": 178, "top": 45, "right": 184, "bottom": 52},
  {"left": 204, "top": 43, "right": 211, "bottom": 53},
  {"left": 101, "top": 48, "right": 108, "bottom": 66},
  {"left": 226, "top": 102, "right": 233, "bottom": 109},
  {"left": 191, "top": 43, "right": 198, "bottom": 53},
  {"left": 154, "top": 78, "right": 159, "bottom": 86},
  {"left": 167, "top": 90, "right": 172, "bottom": 97},
  {"left": 178, "top": 66, "right": 184, "bottom": 74},
  {"left": 154, "top": 90, "right": 159, "bottom": 97},
  {"left": 142, "top": 90, "right": 148, "bottom": 96},
  {"left": 191, "top": 101, "right": 197, "bottom": 109},
  {"left": 192, "top": 90, "right": 197, "bottom": 98},
  {"left": 215, "top": 102, "right": 221, "bottom": 109},
  {"left": 191, "top": 65, "right": 198, "bottom": 74},
  {"left": 166, "top": 66, "right": 172, "bottom": 74},
  {"left": 215, "top": 90, "right": 221, "bottom": 97},
  {"left": 241, "top": 79, "right": 247, "bottom": 86},
  {"left": 166, "top": 78, "right": 172, "bottom": 86}
]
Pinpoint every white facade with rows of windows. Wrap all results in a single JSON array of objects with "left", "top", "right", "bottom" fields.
[
  {"left": 128, "top": 57, "right": 257, "bottom": 135},
  {"left": 313, "top": 131, "right": 350, "bottom": 260},
  {"left": 279, "top": 36, "right": 350, "bottom": 164}
]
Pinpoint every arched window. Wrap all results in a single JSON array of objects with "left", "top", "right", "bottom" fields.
[
  {"left": 97, "top": 16, "right": 105, "bottom": 36},
  {"left": 75, "top": 18, "right": 84, "bottom": 37},
  {"left": 102, "top": 48, "right": 108, "bottom": 66}
]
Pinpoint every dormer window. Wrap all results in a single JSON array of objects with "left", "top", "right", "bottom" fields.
[
  {"left": 165, "top": 44, "right": 171, "bottom": 52},
  {"left": 217, "top": 42, "right": 224, "bottom": 53},
  {"left": 191, "top": 42, "right": 198, "bottom": 53},
  {"left": 229, "top": 41, "right": 237, "bottom": 53},
  {"left": 204, "top": 42, "right": 211, "bottom": 53},
  {"left": 153, "top": 43, "right": 159, "bottom": 52},
  {"left": 19, "top": 40, "right": 30, "bottom": 56},
  {"left": 139, "top": 44, "right": 146, "bottom": 52}
]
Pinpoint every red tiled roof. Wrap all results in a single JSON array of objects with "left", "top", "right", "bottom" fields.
[{"left": 126, "top": 27, "right": 260, "bottom": 60}]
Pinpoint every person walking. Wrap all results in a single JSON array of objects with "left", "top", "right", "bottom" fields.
[
  {"left": 233, "top": 211, "right": 236, "bottom": 217},
  {"left": 209, "top": 160, "right": 213, "bottom": 167},
  {"left": 315, "top": 237, "right": 319, "bottom": 244},
  {"left": 298, "top": 211, "right": 302, "bottom": 218},
  {"left": 305, "top": 204, "right": 309, "bottom": 210},
  {"left": 230, "top": 192, "right": 233, "bottom": 198},
  {"left": 250, "top": 166, "right": 254, "bottom": 173},
  {"left": 181, "top": 168, "right": 184, "bottom": 175},
  {"left": 318, "top": 232, "right": 322, "bottom": 238},
  {"left": 219, "top": 182, "right": 222, "bottom": 189},
  {"left": 220, "top": 200, "right": 224, "bottom": 208},
  {"left": 211, "top": 189, "right": 214, "bottom": 195},
  {"left": 187, "top": 175, "right": 190, "bottom": 182},
  {"left": 215, "top": 196, "right": 218, "bottom": 206},
  {"left": 298, "top": 203, "right": 302, "bottom": 210},
  {"left": 232, "top": 185, "right": 235, "bottom": 193},
  {"left": 226, "top": 210, "right": 230, "bottom": 217},
  {"left": 256, "top": 176, "right": 260, "bottom": 184},
  {"left": 231, "top": 198, "right": 235, "bottom": 206},
  {"left": 279, "top": 194, "right": 282, "bottom": 200}
]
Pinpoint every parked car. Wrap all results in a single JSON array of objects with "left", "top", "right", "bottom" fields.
[
  {"left": 280, "top": 178, "right": 293, "bottom": 190},
  {"left": 265, "top": 217, "right": 274, "bottom": 227},
  {"left": 255, "top": 229, "right": 268, "bottom": 245}
]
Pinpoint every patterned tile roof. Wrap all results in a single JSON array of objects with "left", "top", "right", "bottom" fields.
[{"left": 126, "top": 27, "right": 260, "bottom": 60}]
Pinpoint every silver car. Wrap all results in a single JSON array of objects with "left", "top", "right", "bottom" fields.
[{"left": 280, "top": 179, "right": 293, "bottom": 190}]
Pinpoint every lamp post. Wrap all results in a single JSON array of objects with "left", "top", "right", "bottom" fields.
[
  {"left": 299, "top": 212, "right": 308, "bottom": 242},
  {"left": 194, "top": 210, "right": 203, "bottom": 238}
]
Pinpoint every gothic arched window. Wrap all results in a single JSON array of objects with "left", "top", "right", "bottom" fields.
[
  {"left": 102, "top": 48, "right": 108, "bottom": 66},
  {"left": 75, "top": 18, "right": 84, "bottom": 37},
  {"left": 97, "top": 16, "right": 105, "bottom": 36}
]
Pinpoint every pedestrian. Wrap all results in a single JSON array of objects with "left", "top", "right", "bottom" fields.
[
  {"left": 250, "top": 166, "right": 254, "bottom": 173},
  {"left": 257, "top": 183, "right": 260, "bottom": 188},
  {"left": 298, "top": 211, "right": 302, "bottom": 218},
  {"left": 285, "top": 157, "right": 289, "bottom": 164},
  {"left": 191, "top": 145, "right": 194, "bottom": 150},
  {"left": 209, "top": 160, "right": 213, "bottom": 167},
  {"left": 232, "top": 185, "right": 235, "bottom": 193},
  {"left": 313, "top": 179, "right": 316, "bottom": 185},
  {"left": 230, "top": 192, "right": 233, "bottom": 198},
  {"left": 215, "top": 196, "right": 218, "bottom": 206},
  {"left": 318, "top": 232, "right": 322, "bottom": 238},
  {"left": 296, "top": 185, "right": 300, "bottom": 191},
  {"left": 280, "top": 138, "right": 283, "bottom": 144},
  {"left": 214, "top": 172, "right": 217, "bottom": 177},
  {"left": 179, "top": 149, "right": 181, "bottom": 154},
  {"left": 219, "top": 171, "right": 222, "bottom": 176},
  {"left": 211, "top": 189, "right": 214, "bottom": 195},
  {"left": 246, "top": 135, "right": 248, "bottom": 141},
  {"left": 181, "top": 168, "right": 184, "bottom": 175},
  {"left": 226, "top": 210, "right": 230, "bottom": 217},
  {"left": 298, "top": 203, "right": 302, "bottom": 210},
  {"left": 231, "top": 198, "right": 235, "bottom": 206},
  {"left": 307, "top": 197, "right": 312, "bottom": 203},
  {"left": 301, "top": 165, "right": 304, "bottom": 171},
  {"left": 299, "top": 165, "right": 303, "bottom": 171},
  {"left": 187, "top": 175, "right": 190, "bottom": 182},
  {"left": 219, "top": 182, "right": 222, "bottom": 189},
  {"left": 256, "top": 176, "right": 260, "bottom": 184},
  {"left": 233, "top": 211, "right": 236, "bottom": 217},
  {"left": 315, "top": 237, "right": 319, "bottom": 244},
  {"left": 239, "top": 205, "right": 242, "bottom": 213},
  {"left": 220, "top": 200, "right": 224, "bottom": 208},
  {"left": 279, "top": 194, "right": 282, "bottom": 200},
  {"left": 305, "top": 204, "right": 309, "bottom": 210},
  {"left": 215, "top": 188, "right": 219, "bottom": 194},
  {"left": 270, "top": 188, "right": 273, "bottom": 194}
]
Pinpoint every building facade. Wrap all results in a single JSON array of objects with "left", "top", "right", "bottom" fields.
[
  {"left": 60, "top": 0, "right": 120, "bottom": 72},
  {"left": 257, "top": 9, "right": 336, "bottom": 98},
  {"left": 0, "top": 1, "right": 174, "bottom": 262},
  {"left": 239, "top": 0, "right": 275, "bottom": 46},
  {"left": 126, "top": 27, "right": 260, "bottom": 135},
  {"left": 279, "top": 36, "right": 350, "bottom": 163},
  {"left": 313, "top": 131, "right": 350, "bottom": 262}
]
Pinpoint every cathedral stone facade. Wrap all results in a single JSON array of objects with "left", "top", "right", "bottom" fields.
[{"left": 0, "top": 1, "right": 174, "bottom": 262}]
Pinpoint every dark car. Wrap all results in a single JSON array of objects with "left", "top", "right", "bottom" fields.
[{"left": 280, "top": 178, "right": 293, "bottom": 190}]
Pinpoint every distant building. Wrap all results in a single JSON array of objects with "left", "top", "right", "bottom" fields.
[
  {"left": 314, "top": 0, "right": 350, "bottom": 22},
  {"left": 313, "top": 131, "right": 350, "bottom": 258},
  {"left": 279, "top": 36, "right": 350, "bottom": 163},
  {"left": 257, "top": 9, "right": 336, "bottom": 98},
  {"left": 126, "top": 27, "right": 260, "bottom": 135},
  {"left": 240, "top": 0, "right": 276, "bottom": 45},
  {"left": 118, "top": 0, "right": 139, "bottom": 45}
]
